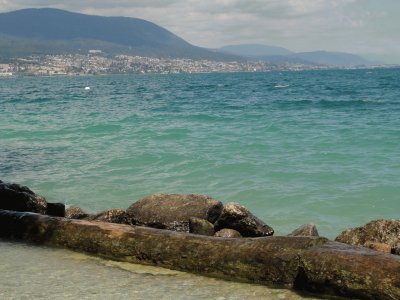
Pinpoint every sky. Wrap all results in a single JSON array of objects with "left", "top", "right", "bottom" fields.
[{"left": 1, "top": 0, "right": 399, "bottom": 63}]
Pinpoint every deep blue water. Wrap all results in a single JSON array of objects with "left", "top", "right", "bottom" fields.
[{"left": 1, "top": 68, "right": 399, "bottom": 237}]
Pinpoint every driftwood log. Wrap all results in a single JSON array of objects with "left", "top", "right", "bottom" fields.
[{"left": 0, "top": 209, "right": 399, "bottom": 299}]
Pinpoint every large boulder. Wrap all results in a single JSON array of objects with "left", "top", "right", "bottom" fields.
[
  {"left": 335, "top": 219, "right": 400, "bottom": 255},
  {"left": 126, "top": 194, "right": 223, "bottom": 232},
  {"left": 0, "top": 181, "right": 47, "bottom": 214},
  {"left": 214, "top": 202, "right": 274, "bottom": 237}
]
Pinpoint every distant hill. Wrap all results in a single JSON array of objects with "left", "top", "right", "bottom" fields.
[
  {"left": 289, "top": 51, "right": 371, "bottom": 67},
  {"left": 218, "top": 44, "right": 372, "bottom": 67},
  {"left": 218, "top": 44, "right": 293, "bottom": 57},
  {"left": 0, "top": 8, "right": 237, "bottom": 60}
]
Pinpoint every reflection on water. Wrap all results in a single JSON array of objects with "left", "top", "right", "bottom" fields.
[{"left": 0, "top": 240, "right": 319, "bottom": 299}]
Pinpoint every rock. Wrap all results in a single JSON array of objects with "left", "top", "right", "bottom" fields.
[
  {"left": 86, "top": 209, "right": 130, "bottom": 224},
  {"left": 65, "top": 206, "right": 89, "bottom": 219},
  {"left": 126, "top": 194, "right": 223, "bottom": 232},
  {"left": 189, "top": 217, "right": 214, "bottom": 236},
  {"left": 287, "top": 224, "right": 319, "bottom": 237},
  {"left": 335, "top": 219, "right": 400, "bottom": 255},
  {"left": 46, "top": 202, "right": 65, "bottom": 217},
  {"left": 0, "top": 181, "right": 47, "bottom": 214},
  {"left": 214, "top": 202, "right": 274, "bottom": 237},
  {"left": 214, "top": 228, "right": 242, "bottom": 238},
  {"left": 364, "top": 241, "right": 392, "bottom": 254}
]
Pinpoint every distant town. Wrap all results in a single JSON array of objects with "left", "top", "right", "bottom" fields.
[{"left": 0, "top": 52, "right": 395, "bottom": 78}]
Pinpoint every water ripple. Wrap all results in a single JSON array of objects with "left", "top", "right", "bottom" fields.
[{"left": 1, "top": 69, "right": 399, "bottom": 238}]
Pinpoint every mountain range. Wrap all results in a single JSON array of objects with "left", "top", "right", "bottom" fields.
[
  {"left": 217, "top": 44, "right": 371, "bottom": 67},
  {"left": 0, "top": 8, "right": 372, "bottom": 66},
  {"left": 0, "top": 8, "right": 237, "bottom": 61}
]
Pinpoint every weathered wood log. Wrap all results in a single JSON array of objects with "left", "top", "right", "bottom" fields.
[
  {"left": 296, "top": 241, "right": 400, "bottom": 299},
  {"left": 1, "top": 209, "right": 399, "bottom": 299}
]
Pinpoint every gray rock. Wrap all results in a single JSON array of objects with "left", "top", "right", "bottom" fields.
[
  {"left": 288, "top": 223, "right": 319, "bottom": 237},
  {"left": 126, "top": 194, "right": 223, "bottom": 232},
  {"left": 214, "top": 202, "right": 274, "bottom": 237},
  {"left": 335, "top": 219, "right": 400, "bottom": 255},
  {"left": 46, "top": 202, "right": 65, "bottom": 217},
  {"left": 214, "top": 228, "right": 242, "bottom": 238},
  {"left": 65, "top": 206, "right": 89, "bottom": 219},
  {"left": 0, "top": 181, "right": 47, "bottom": 214},
  {"left": 189, "top": 217, "right": 214, "bottom": 236}
]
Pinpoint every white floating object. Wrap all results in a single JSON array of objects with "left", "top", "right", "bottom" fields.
[{"left": 84, "top": 86, "right": 91, "bottom": 90}]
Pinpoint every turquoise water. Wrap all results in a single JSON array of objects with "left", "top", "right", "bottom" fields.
[{"left": 1, "top": 69, "right": 399, "bottom": 238}]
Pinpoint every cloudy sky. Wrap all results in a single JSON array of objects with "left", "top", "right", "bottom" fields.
[{"left": 1, "top": 0, "right": 399, "bottom": 63}]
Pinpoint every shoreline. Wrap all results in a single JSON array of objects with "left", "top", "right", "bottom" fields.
[{"left": 0, "top": 55, "right": 400, "bottom": 79}]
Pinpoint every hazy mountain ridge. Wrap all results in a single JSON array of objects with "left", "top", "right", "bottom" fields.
[
  {"left": 218, "top": 44, "right": 294, "bottom": 57},
  {"left": 0, "top": 8, "right": 196, "bottom": 48},
  {"left": 0, "top": 8, "right": 238, "bottom": 61},
  {"left": 290, "top": 51, "right": 371, "bottom": 66},
  {"left": 218, "top": 44, "right": 372, "bottom": 66}
]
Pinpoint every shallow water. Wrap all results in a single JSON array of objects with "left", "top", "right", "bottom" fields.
[{"left": 0, "top": 240, "right": 318, "bottom": 299}]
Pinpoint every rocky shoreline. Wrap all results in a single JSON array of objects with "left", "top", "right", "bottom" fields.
[{"left": 1, "top": 180, "right": 399, "bottom": 299}]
